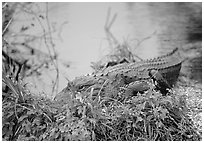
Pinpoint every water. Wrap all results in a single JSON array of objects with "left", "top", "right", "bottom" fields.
[
  {"left": 47, "top": 2, "right": 162, "bottom": 94},
  {"left": 8, "top": 2, "right": 201, "bottom": 95}
]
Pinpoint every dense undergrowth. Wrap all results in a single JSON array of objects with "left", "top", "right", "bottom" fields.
[{"left": 2, "top": 69, "right": 202, "bottom": 140}]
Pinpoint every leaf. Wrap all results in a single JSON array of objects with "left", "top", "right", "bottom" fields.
[
  {"left": 136, "top": 116, "right": 143, "bottom": 123},
  {"left": 160, "top": 108, "right": 169, "bottom": 120},
  {"left": 90, "top": 130, "right": 95, "bottom": 140},
  {"left": 153, "top": 108, "right": 159, "bottom": 117},
  {"left": 77, "top": 106, "right": 83, "bottom": 115},
  {"left": 147, "top": 114, "right": 153, "bottom": 121},
  {"left": 49, "top": 128, "right": 57, "bottom": 138},
  {"left": 23, "top": 121, "right": 31, "bottom": 132},
  {"left": 18, "top": 115, "right": 28, "bottom": 122},
  {"left": 2, "top": 71, "right": 24, "bottom": 102},
  {"left": 88, "top": 118, "right": 97, "bottom": 126},
  {"left": 33, "top": 118, "right": 41, "bottom": 126},
  {"left": 27, "top": 110, "right": 35, "bottom": 115},
  {"left": 156, "top": 121, "right": 163, "bottom": 128}
]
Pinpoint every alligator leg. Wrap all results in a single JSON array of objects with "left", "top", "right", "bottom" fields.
[
  {"left": 149, "top": 69, "right": 171, "bottom": 95},
  {"left": 124, "top": 80, "right": 150, "bottom": 96},
  {"left": 124, "top": 70, "right": 171, "bottom": 96}
]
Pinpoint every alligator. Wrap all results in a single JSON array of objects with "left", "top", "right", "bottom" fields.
[{"left": 55, "top": 48, "right": 183, "bottom": 101}]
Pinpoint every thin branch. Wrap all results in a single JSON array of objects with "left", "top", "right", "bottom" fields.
[
  {"left": 104, "top": 8, "right": 119, "bottom": 47},
  {"left": 2, "top": 18, "right": 13, "bottom": 36},
  {"left": 2, "top": 2, "right": 8, "bottom": 9},
  {"left": 107, "top": 13, "right": 117, "bottom": 29},
  {"left": 45, "top": 2, "right": 59, "bottom": 96},
  {"left": 105, "top": 7, "right": 111, "bottom": 28}
]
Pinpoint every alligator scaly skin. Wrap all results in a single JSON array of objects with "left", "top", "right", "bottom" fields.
[
  {"left": 55, "top": 48, "right": 182, "bottom": 100},
  {"left": 73, "top": 48, "right": 182, "bottom": 89}
]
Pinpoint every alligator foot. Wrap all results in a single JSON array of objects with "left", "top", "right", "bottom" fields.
[
  {"left": 124, "top": 80, "right": 150, "bottom": 96},
  {"left": 125, "top": 70, "right": 172, "bottom": 96},
  {"left": 149, "top": 69, "right": 171, "bottom": 95}
]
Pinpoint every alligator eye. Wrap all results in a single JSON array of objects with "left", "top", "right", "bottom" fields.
[
  {"left": 124, "top": 75, "right": 128, "bottom": 79},
  {"left": 77, "top": 85, "right": 83, "bottom": 90}
]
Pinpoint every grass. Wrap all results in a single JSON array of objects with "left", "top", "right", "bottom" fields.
[{"left": 2, "top": 70, "right": 202, "bottom": 140}]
